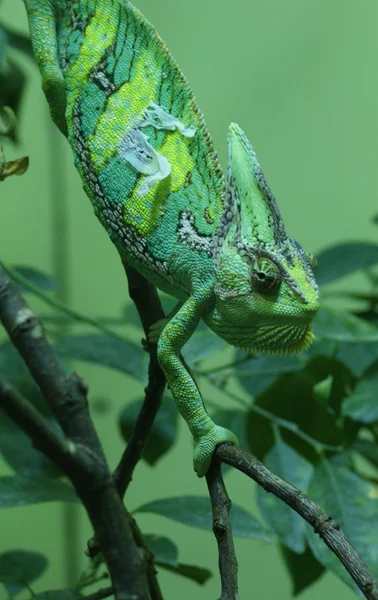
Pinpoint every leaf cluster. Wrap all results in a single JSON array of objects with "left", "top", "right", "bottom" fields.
[{"left": 0, "top": 240, "right": 378, "bottom": 597}]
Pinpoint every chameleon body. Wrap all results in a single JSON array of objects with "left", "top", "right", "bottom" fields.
[{"left": 24, "top": 0, "right": 319, "bottom": 476}]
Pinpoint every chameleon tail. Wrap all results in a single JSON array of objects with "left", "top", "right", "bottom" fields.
[{"left": 23, "top": 0, "right": 67, "bottom": 134}]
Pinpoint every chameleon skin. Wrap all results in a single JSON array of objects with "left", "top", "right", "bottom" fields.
[{"left": 24, "top": 0, "right": 319, "bottom": 476}]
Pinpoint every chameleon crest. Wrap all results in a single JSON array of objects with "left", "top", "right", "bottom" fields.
[{"left": 24, "top": 0, "right": 319, "bottom": 476}]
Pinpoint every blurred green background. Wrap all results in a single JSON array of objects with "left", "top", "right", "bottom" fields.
[{"left": 0, "top": 0, "right": 377, "bottom": 598}]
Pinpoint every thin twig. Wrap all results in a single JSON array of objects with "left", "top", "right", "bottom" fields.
[
  {"left": 0, "top": 378, "right": 89, "bottom": 476},
  {"left": 216, "top": 443, "right": 378, "bottom": 600},
  {"left": 113, "top": 262, "right": 166, "bottom": 497},
  {"left": 0, "top": 265, "right": 150, "bottom": 600},
  {"left": 87, "top": 263, "right": 165, "bottom": 599},
  {"left": 206, "top": 460, "right": 239, "bottom": 600}
]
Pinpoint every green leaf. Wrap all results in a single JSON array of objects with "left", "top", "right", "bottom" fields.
[
  {"left": 119, "top": 396, "right": 178, "bottom": 465},
  {"left": 0, "top": 475, "right": 78, "bottom": 507},
  {"left": 0, "top": 550, "right": 47, "bottom": 596},
  {"left": 0, "top": 342, "right": 50, "bottom": 416},
  {"left": 256, "top": 438, "right": 314, "bottom": 553},
  {"left": 306, "top": 460, "right": 378, "bottom": 590},
  {"left": 236, "top": 353, "right": 302, "bottom": 397},
  {"left": 280, "top": 545, "right": 325, "bottom": 596},
  {"left": 336, "top": 342, "right": 378, "bottom": 377},
  {"left": 145, "top": 535, "right": 178, "bottom": 566},
  {"left": 209, "top": 409, "right": 249, "bottom": 455},
  {"left": 157, "top": 562, "right": 212, "bottom": 585},
  {"left": 34, "top": 592, "right": 83, "bottom": 599},
  {"left": 352, "top": 440, "right": 378, "bottom": 468},
  {"left": 246, "top": 365, "right": 343, "bottom": 463},
  {"left": 315, "top": 242, "right": 378, "bottom": 285},
  {"left": 144, "top": 534, "right": 211, "bottom": 584},
  {"left": 0, "top": 24, "right": 6, "bottom": 69},
  {"left": 184, "top": 328, "right": 227, "bottom": 364},
  {"left": 55, "top": 335, "right": 147, "bottom": 381},
  {"left": 342, "top": 362, "right": 378, "bottom": 423},
  {"left": 11, "top": 265, "right": 58, "bottom": 293},
  {"left": 4, "top": 28, "right": 33, "bottom": 57},
  {"left": 0, "top": 413, "right": 62, "bottom": 477},
  {"left": 135, "top": 496, "right": 272, "bottom": 541},
  {"left": 0, "top": 60, "right": 26, "bottom": 132},
  {"left": 313, "top": 307, "right": 378, "bottom": 343}
]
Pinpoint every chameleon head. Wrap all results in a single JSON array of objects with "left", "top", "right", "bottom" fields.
[{"left": 207, "top": 123, "right": 319, "bottom": 354}]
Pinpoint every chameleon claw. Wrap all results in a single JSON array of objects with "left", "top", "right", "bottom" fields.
[{"left": 193, "top": 425, "right": 239, "bottom": 477}]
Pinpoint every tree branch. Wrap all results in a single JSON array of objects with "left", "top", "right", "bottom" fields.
[
  {"left": 0, "top": 377, "right": 93, "bottom": 478},
  {"left": 113, "top": 262, "right": 166, "bottom": 498},
  {"left": 0, "top": 264, "right": 150, "bottom": 600},
  {"left": 216, "top": 443, "right": 378, "bottom": 600},
  {"left": 206, "top": 460, "right": 239, "bottom": 600}
]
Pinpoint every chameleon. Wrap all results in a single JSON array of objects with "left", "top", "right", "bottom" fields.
[{"left": 23, "top": 0, "right": 319, "bottom": 477}]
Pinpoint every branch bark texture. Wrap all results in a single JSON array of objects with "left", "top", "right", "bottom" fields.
[
  {"left": 216, "top": 443, "right": 378, "bottom": 600},
  {"left": 206, "top": 460, "right": 239, "bottom": 600},
  {"left": 113, "top": 262, "right": 166, "bottom": 498},
  {"left": 0, "top": 264, "right": 150, "bottom": 600}
]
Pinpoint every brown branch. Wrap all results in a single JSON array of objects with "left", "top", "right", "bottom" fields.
[
  {"left": 113, "top": 262, "right": 166, "bottom": 498},
  {"left": 206, "top": 459, "right": 239, "bottom": 600},
  {"left": 216, "top": 443, "right": 378, "bottom": 600},
  {"left": 86, "top": 263, "right": 166, "bottom": 599},
  {"left": 0, "top": 264, "right": 150, "bottom": 600},
  {"left": 0, "top": 378, "right": 94, "bottom": 478}
]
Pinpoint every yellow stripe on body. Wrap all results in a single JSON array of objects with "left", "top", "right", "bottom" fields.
[
  {"left": 88, "top": 50, "right": 158, "bottom": 171},
  {"left": 64, "top": 5, "right": 119, "bottom": 113},
  {"left": 127, "top": 129, "right": 195, "bottom": 237}
]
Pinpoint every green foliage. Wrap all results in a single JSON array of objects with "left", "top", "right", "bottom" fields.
[
  {"left": 0, "top": 475, "right": 78, "bottom": 507},
  {"left": 33, "top": 592, "right": 83, "bottom": 599},
  {"left": 1, "top": 239, "right": 378, "bottom": 597},
  {"left": 280, "top": 546, "right": 325, "bottom": 596},
  {"left": 135, "top": 496, "right": 272, "bottom": 541},
  {"left": 120, "top": 396, "right": 178, "bottom": 465},
  {"left": 256, "top": 433, "right": 314, "bottom": 553},
  {"left": 315, "top": 242, "right": 378, "bottom": 285},
  {"left": 145, "top": 535, "right": 212, "bottom": 584},
  {"left": 0, "top": 550, "right": 48, "bottom": 596},
  {"left": 306, "top": 460, "right": 378, "bottom": 590},
  {"left": 0, "top": 23, "right": 32, "bottom": 138}
]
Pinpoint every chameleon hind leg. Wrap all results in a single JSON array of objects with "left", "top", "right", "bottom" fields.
[
  {"left": 148, "top": 299, "right": 183, "bottom": 344},
  {"left": 23, "top": 0, "right": 67, "bottom": 135},
  {"left": 157, "top": 290, "right": 238, "bottom": 477}
]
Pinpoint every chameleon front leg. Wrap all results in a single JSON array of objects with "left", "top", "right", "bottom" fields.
[
  {"left": 157, "top": 291, "right": 238, "bottom": 477},
  {"left": 23, "top": 0, "right": 67, "bottom": 135}
]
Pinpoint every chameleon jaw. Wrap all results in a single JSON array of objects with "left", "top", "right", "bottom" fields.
[{"left": 239, "top": 324, "right": 315, "bottom": 356}]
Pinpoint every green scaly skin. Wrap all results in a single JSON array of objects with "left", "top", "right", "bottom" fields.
[{"left": 23, "top": 0, "right": 319, "bottom": 476}]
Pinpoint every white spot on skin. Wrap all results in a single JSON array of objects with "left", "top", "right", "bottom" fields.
[
  {"left": 118, "top": 127, "right": 171, "bottom": 197},
  {"left": 141, "top": 103, "right": 196, "bottom": 138}
]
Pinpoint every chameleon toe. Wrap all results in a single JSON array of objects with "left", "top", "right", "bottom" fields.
[{"left": 193, "top": 425, "right": 239, "bottom": 477}]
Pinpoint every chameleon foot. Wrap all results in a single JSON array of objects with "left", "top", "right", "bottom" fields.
[{"left": 193, "top": 425, "right": 239, "bottom": 477}]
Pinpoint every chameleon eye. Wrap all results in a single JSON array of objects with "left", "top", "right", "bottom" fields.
[
  {"left": 251, "top": 257, "right": 281, "bottom": 293},
  {"left": 307, "top": 253, "right": 318, "bottom": 273}
]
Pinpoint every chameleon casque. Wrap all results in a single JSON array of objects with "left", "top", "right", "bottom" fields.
[{"left": 24, "top": 0, "right": 319, "bottom": 476}]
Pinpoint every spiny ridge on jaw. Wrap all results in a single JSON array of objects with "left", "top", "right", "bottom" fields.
[{"left": 240, "top": 327, "right": 314, "bottom": 356}]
